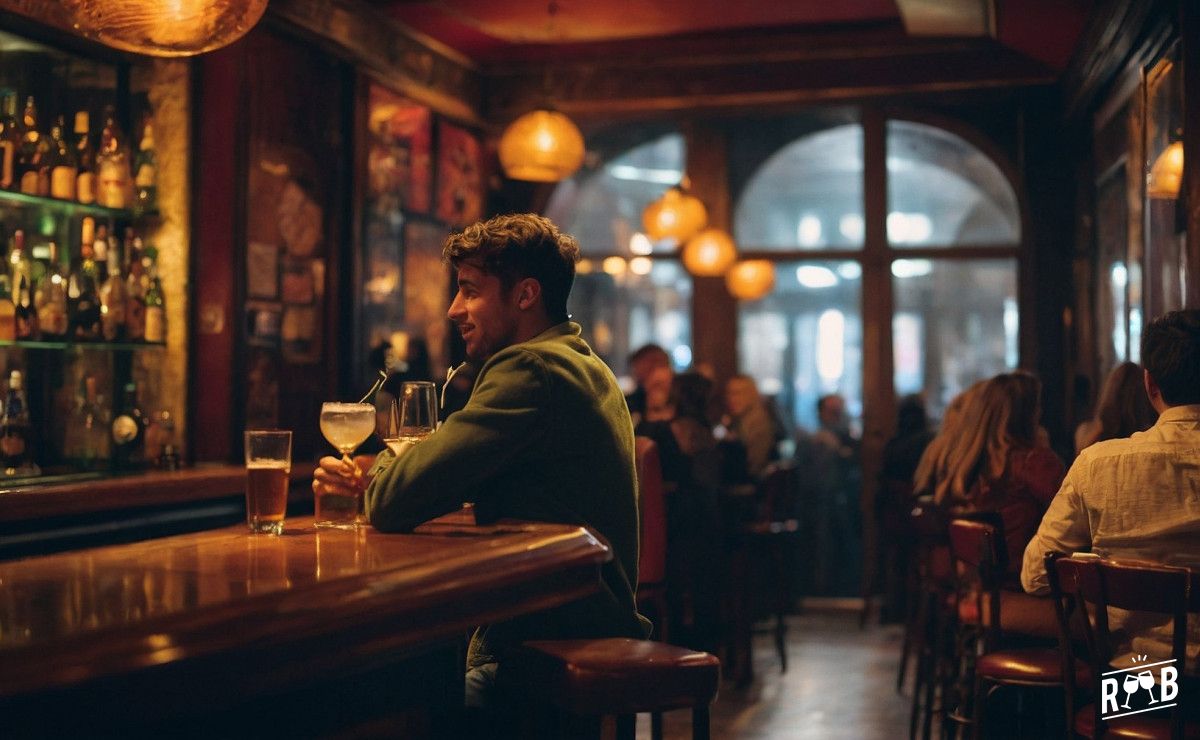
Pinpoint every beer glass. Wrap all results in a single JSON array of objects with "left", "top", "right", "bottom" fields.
[
  {"left": 384, "top": 381, "right": 437, "bottom": 454},
  {"left": 244, "top": 430, "right": 292, "bottom": 535},
  {"left": 317, "top": 402, "right": 375, "bottom": 528}
]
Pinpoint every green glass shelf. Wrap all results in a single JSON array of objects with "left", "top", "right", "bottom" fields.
[
  {"left": 0, "top": 339, "right": 166, "bottom": 351},
  {"left": 0, "top": 190, "right": 158, "bottom": 220}
]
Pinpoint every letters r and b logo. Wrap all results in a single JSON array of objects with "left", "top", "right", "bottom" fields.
[{"left": 1101, "top": 655, "right": 1180, "bottom": 720}]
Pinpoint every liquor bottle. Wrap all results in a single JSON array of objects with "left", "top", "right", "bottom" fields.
[
  {"left": 16, "top": 96, "right": 49, "bottom": 196},
  {"left": 99, "top": 240, "right": 128, "bottom": 341},
  {"left": 95, "top": 106, "right": 132, "bottom": 209},
  {"left": 34, "top": 241, "right": 68, "bottom": 340},
  {"left": 0, "top": 273, "right": 15, "bottom": 341},
  {"left": 7, "top": 229, "right": 33, "bottom": 296},
  {"left": 75, "top": 375, "right": 109, "bottom": 470},
  {"left": 92, "top": 222, "right": 109, "bottom": 283},
  {"left": 125, "top": 236, "right": 146, "bottom": 341},
  {"left": 46, "top": 116, "right": 77, "bottom": 201},
  {"left": 134, "top": 115, "right": 156, "bottom": 211},
  {"left": 1, "top": 370, "right": 38, "bottom": 477},
  {"left": 0, "top": 90, "right": 20, "bottom": 190},
  {"left": 73, "top": 111, "right": 96, "bottom": 204},
  {"left": 67, "top": 220, "right": 102, "bottom": 341},
  {"left": 14, "top": 272, "right": 39, "bottom": 341},
  {"left": 111, "top": 381, "right": 145, "bottom": 469},
  {"left": 144, "top": 259, "right": 166, "bottom": 344}
]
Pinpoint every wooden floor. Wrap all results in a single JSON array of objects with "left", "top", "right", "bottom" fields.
[{"left": 639, "top": 609, "right": 910, "bottom": 739}]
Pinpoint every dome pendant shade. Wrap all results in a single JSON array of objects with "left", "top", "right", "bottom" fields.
[
  {"left": 681, "top": 228, "right": 738, "bottom": 276},
  {"left": 641, "top": 187, "right": 707, "bottom": 243},
  {"left": 63, "top": 0, "right": 268, "bottom": 57},
  {"left": 1148, "top": 141, "right": 1184, "bottom": 199},
  {"left": 499, "top": 109, "right": 586, "bottom": 183},
  {"left": 725, "top": 260, "right": 776, "bottom": 300}
]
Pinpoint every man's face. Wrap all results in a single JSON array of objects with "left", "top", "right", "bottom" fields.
[
  {"left": 447, "top": 262, "right": 520, "bottom": 362},
  {"left": 820, "top": 396, "right": 846, "bottom": 427}
]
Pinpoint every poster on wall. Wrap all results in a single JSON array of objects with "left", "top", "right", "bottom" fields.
[
  {"left": 436, "top": 120, "right": 484, "bottom": 227},
  {"left": 404, "top": 220, "right": 452, "bottom": 375},
  {"left": 367, "top": 83, "right": 432, "bottom": 215},
  {"left": 246, "top": 144, "right": 326, "bottom": 366}
]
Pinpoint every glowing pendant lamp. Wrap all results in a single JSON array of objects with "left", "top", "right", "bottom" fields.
[
  {"left": 681, "top": 228, "right": 738, "bottom": 277},
  {"left": 63, "top": 0, "right": 268, "bottom": 57},
  {"left": 641, "top": 185, "right": 707, "bottom": 244},
  {"left": 725, "top": 260, "right": 776, "bottom": 300},
  {"left": 1148, "top": 141, "right": 1183, "bottom": 199},
  {"left": 499, "top": 109, "right": 586, "bottom": 183}
]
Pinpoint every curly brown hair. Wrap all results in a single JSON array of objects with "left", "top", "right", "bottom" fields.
[{"left": 442, "top": 213, "right": 581, "bottom": 321}]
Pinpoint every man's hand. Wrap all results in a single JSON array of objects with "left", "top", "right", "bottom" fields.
[{"left": 312, "top": 454, "right": 375, "bottom": 499}]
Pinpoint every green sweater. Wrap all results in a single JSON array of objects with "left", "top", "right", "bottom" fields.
[{"left": 365, "top": 321, "right": 649, "bottom": 667}]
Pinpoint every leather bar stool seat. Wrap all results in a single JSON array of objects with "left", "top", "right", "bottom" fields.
[
  {"left": 976, "top": 647, "right": 1090, "bottom": 686},
  {"left": 511, "top": 638, "right": 721, "bottom": 740}
]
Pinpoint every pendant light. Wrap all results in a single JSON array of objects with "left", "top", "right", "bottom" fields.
[
  {"left": 498, "top": 109, "right": 586, "bottom": 183},
  {"left": 725, "top": 260, "right": 776, "bottom": 301},
  {"left": 1148, "top": 141, "right": 1183, "bottom": 199},
  {"left": 641, "top": 183, "right": 707, "bottom": 244},
  {"left": 497, "top": 1, "right": 586, "bottom": 183},
  {"left": 681, "top": 228, "right": 738, "bottom": 277},
  {"left": 62, "top": 0, "right": 268, "bottom": 57}
]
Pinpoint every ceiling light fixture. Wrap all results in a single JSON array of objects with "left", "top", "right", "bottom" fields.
[
  {"left": 725, "top": 260, "right": 776, "bottom": 301},
  {"left": 681, "top": 228, "right": 738, "bottom": 277},
  {"left": 1148, "top": 141, "right": 1183, "bottom": 199},
  {"left": 641, "top": 180, "right": 707, "bottom": 244},
  {"left": 62, "top": 0, "right": 268, "bottom": 57}
]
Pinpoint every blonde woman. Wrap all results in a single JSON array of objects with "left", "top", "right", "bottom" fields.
[
  {"left": 912, "top": 380, "right": 987, "bottom": 504},
  {"left": 937, "top": 372, "right": 1064, "bottom": 575}
]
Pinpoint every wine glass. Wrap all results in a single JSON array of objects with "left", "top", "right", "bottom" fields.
[
  {"left": 384, "top": 381, "right": 437, "bottom": 454},
  {"left": 1121, "top": 672, "right": 1141, "bottom": 708},
  {"left": 317, "top": 402, "right": 375, "bottom": 528},
  {"left": 1137, "top": 669, "right": 1158, "bottom": 703}
]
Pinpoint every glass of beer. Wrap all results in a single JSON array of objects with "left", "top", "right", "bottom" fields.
[
  {"left": 317, "top": 402, "right": 375, "bottom": 528},
  {"left": 384, "top": 381, "right": 438, "bottom": 454},
  {"left": 244, "top": 430, "right": 292, "bottom": 535}
]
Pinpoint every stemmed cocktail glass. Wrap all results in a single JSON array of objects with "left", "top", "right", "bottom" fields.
[{"left": 317, "top": 402, "right": 375, "bottom": 528}]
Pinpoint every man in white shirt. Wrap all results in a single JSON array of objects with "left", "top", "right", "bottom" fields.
[{"left": 1020, "top": 309, "right": 1200, "bottom": 666}]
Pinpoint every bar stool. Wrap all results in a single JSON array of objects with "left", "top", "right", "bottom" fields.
[
  {"left": 510, "top": 637, "right": 721, "bottom": 740},
  {"left": 949, "top": 519, "right": 1087, "bottom": 739}
]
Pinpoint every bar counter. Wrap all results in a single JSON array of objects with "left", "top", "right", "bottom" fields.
[{"left": 0, "top": 511, "right": 611, "bottom": 735}]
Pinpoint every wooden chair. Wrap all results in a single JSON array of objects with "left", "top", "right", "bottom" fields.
[
  {"left": 948, "top": 519, "right": 1088, "bottom": 739},
  {"left": 1054, "top": 556, "right": 1200, "bottom": 739},
  {"left": 727, "top": 461, "right": 799, "bottom": 685},
  {"left": 906, "top": 501, "right": 955, "bottom": 740},
  {"left": 511, "top": 638, "right": 721, "bottom": 740},
  {"left": 635, "top": 436, "right": 670, "bottom": 642}
]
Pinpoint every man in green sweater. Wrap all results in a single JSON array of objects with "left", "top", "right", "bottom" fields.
[{"left": 314, "top": 213, "right": 648, "bottom": 709}]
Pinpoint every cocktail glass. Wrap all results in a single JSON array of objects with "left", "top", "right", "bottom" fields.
[
  {"left": 317, "top": 402, "right": 375, "bottom": 528},
  {"left": 384, "top": 381, "right": 437, "bottom": 454}
]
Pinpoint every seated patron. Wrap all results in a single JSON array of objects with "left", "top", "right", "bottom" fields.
[
  {"left": 722, "top": 375, "right": 782, "bottom": 479},
  {"left": 1073, "top": 360, "right": 1158, "bottom": 454},
  {"left": 1022, "top": 309, "right": 1200, "bottom": 668},
  {"left": 313, "top": 214, "right": 649, "bottom": 709},
  {"left": 626, "top": 343, "right": 672, "bottom": 425},
  {"left": 936, "top": 372, "right": 1064, "bottom": 580}
]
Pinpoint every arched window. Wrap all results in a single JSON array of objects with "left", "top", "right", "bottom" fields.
[
  {"left": 546, "top": 131, "right": 692, "bottom": 378},
  {"left": 734, "top": 117, "right": 1022, "bottom": 429}
]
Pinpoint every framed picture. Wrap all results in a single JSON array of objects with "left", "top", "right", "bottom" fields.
[
  {"left": 436, "top": 119, "right": 483, "bottom": 227},
  {"left": 367, "top": 82, "right": 432, "bottom": 215}
]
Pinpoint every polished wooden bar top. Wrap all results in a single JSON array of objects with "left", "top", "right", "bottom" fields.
[
  {"left": 0, "top": 462, "right": 318, "bottom": 522},
  {"left": 0, "top": 512, "right": 610, "bottom": 707}
]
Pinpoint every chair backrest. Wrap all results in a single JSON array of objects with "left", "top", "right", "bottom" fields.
[
  {"left": 757, "top": 461, "right": 798, "bottom": 523},
  {"left": 948, "top": 518, "right": 1006, "bottom": 643},
  {"left": 1054, "top": 556, "right": 1196, "bottom": 738},
  {"left": 635, "top": 436, "right": 667, "bottom": 587},
  {"left": 909, "top": 502, "right": 951, "bottom": 588}
]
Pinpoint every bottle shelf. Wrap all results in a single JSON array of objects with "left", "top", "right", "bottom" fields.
[
  {"left": 0, "top": 339, "right": 165, "bottom": 351},
  {"left": 0, "top": 190, "right": 158, "bottom": 220}
]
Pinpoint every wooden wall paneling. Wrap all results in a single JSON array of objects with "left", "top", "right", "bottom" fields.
[
  {"left": 1184, "top": 0, "right": 1200, "bottom": 307},
  {"left": 190, "top": 43, "right": 246, "bottom": 463}
]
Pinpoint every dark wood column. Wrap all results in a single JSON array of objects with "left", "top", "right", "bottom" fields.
[
  {"left": 688, "top": 123, "right": 739, "bottom": 385},
  {"left": 1184, "top": 0, "right": 1200, "bottom": 307}
]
